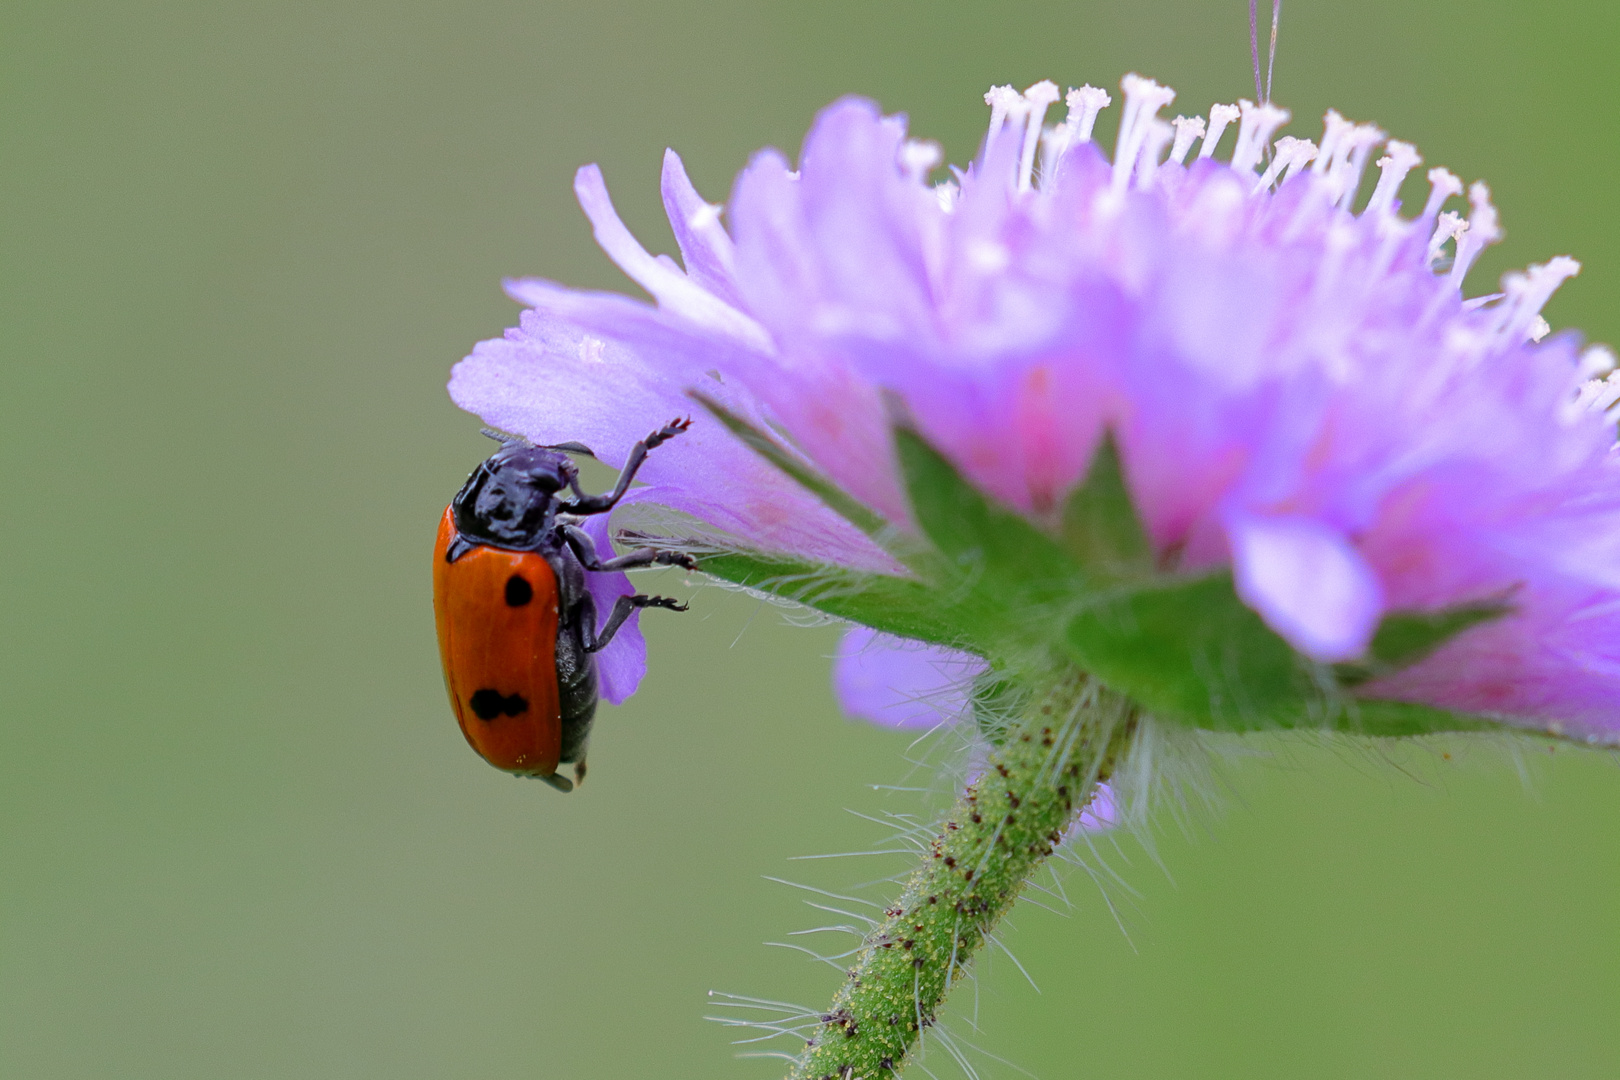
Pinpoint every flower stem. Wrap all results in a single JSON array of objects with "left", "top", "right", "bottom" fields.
[{"left": 786, "top": 671, "right": 1136, "bottom": 1080}]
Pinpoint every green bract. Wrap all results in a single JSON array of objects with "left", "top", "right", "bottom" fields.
[{"left": 690, "top": 397, "right": 1521, "bottom": 741}]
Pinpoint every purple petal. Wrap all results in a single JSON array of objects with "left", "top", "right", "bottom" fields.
[
  {"left": 833, "top": 627, "right": 986, "bottom": 729},
  {"left": 660, "top": 148, "right": 744, "bottom": 309},
  {"left": 572, "top": 164, "right": 769, "bottom": 348},
  {"left": 1073, "top": 783, "right": 1118, "bottom": 833},
  {"left": 576, "top": 513, "right": 645, "bottom": 705},
  {"left": 1228, "top": 512, "right": 1385, "bottom": 662},
  {"left": 448, "top": 311, "right": 899, "bottom": 572}
]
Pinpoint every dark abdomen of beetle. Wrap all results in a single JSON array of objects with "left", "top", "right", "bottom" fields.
[{"left": 554, "top": 614, "right": 597, "bottom": 764}]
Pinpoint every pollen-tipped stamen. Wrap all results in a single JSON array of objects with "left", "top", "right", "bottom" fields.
[
  {"left": 1199, "top": 103, "right": 1240, "bottom": 160},
  {"left": 1168, "top": 115, "right": 1206, "bottom": 165}
]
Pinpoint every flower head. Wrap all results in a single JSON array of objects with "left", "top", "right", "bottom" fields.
[{"left": 451, "top": 75, "right": 1620, "bottom": 743}]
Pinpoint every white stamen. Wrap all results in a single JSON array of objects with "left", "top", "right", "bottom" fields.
[
  {"left": 934, "top": 180, "right": 960, "bottom": 213},
  {"left": 1428, "top": 210, "right": 1466, "bottom": 266},
  {"left": 1231, "top": 99, "right": 1290, "bottom": 173},
  {"left": 1311, "top": 111, "right": 1353, "bottom": 175},
  {"left": 984, "top": 85, "right": 1022, "bottom": 139},
  {"left": 1575, "top": 369, "right": 1620, "bottom": 416},
  {"left": 1334, "top": 123, "right": 1386, "bottom": 210},
  {"left": 1579, "top": 344, "right": 1618, "bottom": 379},
  {"left": 1168, "top": 115, "right": 1206, "bottom": 164},
  {"left": 1593, "top": 370, "right": 1620, "bottom": 411},
  {"left": 1039, "top": 85, "right": 1111, "bottom": 185},
  {"left": 1366, "top": 140, "right": 1421, "bottom": 216},
  {"left": 1134, "top": 119, "right": 1175, "bottom": 187},
  {"left": 899, "top": 139, "right": 942, "bottom": 184},
  {"left": 1282, "top": 139, "right": 1318, "bottom": 183},
  {"left": 1111, "top": 74, "right": 1176, "bottom": 194},
  {"left": 1421, "top": 167, "right": 1463, "bottom": 219},
  {"left": 1065, "top": 85, "right": 1113, "bottom": 143},
  {"left": 1449, "top": 181, "right": 1502, "bottom": 289},
  {"left": 1017, "top": 81, "right": 1061, "bottom": 192},
  {"left": 1489, "top": 256, "right": 1579, "bottom": 343},
  {"left": 1253, "top": 136, "right": 1317, "bottom": 193},
  {"left": 1198, "top": 103, "right": 1240, "bottom": 159}
]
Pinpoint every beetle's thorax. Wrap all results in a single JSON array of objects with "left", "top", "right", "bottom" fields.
[{"left": 451, "top": 446, "right": 577, "bottom": 550}]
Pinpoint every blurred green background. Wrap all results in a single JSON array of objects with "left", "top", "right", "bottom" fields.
[{"left": 3, "top": 1, "right": 1617, "bottom": 1077}]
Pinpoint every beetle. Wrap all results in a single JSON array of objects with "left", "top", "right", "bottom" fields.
[{"left": 432, "top": 419, "right": 694, "bottom": 792}]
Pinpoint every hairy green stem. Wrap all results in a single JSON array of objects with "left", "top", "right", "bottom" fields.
[{"left": 785, "top": 671, "right": 1137, "bottom": 1080}]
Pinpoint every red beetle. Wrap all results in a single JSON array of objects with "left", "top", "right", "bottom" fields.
[{"left": 432, "top": 420, "right": 692, "bottom": 792}]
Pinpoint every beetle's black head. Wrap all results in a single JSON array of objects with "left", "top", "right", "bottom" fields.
[{"left": 451, "top": 443, "right": 578, "bottom": 549}]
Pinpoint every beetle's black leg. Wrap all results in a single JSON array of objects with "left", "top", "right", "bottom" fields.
[
  {"left": 561, "top": 523, "right": 697, "bottom": 573},
  {"left": 560, "top": 418, "right": 691, "bottom": 515},
  {"left": 536, "top": 772, "right": 574, "bottom": 793},
  {"left": 584, "top": 594, "right": 688, "bottom": 654}
]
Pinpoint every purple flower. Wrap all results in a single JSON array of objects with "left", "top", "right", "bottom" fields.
[
  {"left": 833, "top": 626, "right": 986, "bottom": 730},
  {"left": 450, "top": 74, "right": 1620, "bottom": 742}
]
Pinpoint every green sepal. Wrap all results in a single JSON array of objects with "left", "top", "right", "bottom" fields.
[
  {"left": 1064, "top": 573, "right": 1515, "bottom": 737},
  {"left": 1335, "top": 599, "right": 1513, "bottom": 686},
  {"left": 694, "top": 547, "right": 983, "bottom": 652},
  {"left": 892, "top": 424, "right": 1081, "bottom": 612},
  {"left": 1335, "top": 699, "right": 1503, "bottom": 737},
  {"left": 1064, "top": 573, "right": 1331, "bottom": 732},
  {"left": 698, "top": 409, "right": 1525, "bottom": 742},
  {"left": 1059, "top": 433, "right": 1154, "bottom": 582}
]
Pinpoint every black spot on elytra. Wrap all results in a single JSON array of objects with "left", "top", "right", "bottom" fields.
[
  {"left": 504, "top": 574, "right": 533, "bottom": 606},
  {"left": 469, "top": 688, "right": 529, "bottom": 721}
]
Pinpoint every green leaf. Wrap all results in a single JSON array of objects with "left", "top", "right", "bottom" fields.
[
  {"left": 1336, "top": 599, "right": 1514, "bottom": 686},
  {"left": 695, "top": 547, "right": 986, "bottom": 652},
  {"left": 1064, "top": 573, "right": 1332, "bottom": 731},
  {"left": 892, "top": 424, "right": 1081, "bottom": 609},
  {"left": 690, "top": 391, "right": 894, "bottom": 542},
  {"left": 1059, "top": 433, "right": 1153, "bottom": 582}
]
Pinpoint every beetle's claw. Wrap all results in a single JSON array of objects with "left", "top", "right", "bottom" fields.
[{"left": 646, "top": 417, "right": 692, "bottom": 449}]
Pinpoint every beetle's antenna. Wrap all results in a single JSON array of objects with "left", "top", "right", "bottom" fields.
[{"left": 480, "top": 427, "right": 530, "bottom": 446}]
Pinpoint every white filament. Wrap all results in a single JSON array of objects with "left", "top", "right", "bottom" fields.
[
  {"left": 1017, "top": 81, "right": 1061, "bottom": 192},
  {"left": 1231, "top": 99, "right": 1290, "bottom": 173},
  {"left": 1366, "top": 140, "right": 1421, "bottom": 216},
  {"left": 1421, "top": 167, "right": 1463, "bottom": 220},
  {"left": 1199, "top": 103, "right": 1240, "bottom": 159},
  {"left": 1112, "top": 74, "right": 1176, "bottom": 193},
  {"left": 1449, "top": 181, "right": 1502, "bottom": 289},
  {"left": 1253, "top": 136, "right": 1318, "bottom": 193}
]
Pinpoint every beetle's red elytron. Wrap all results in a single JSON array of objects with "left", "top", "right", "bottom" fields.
[{"left": 432, "top": 420, "right": 693, "bottom": 792}]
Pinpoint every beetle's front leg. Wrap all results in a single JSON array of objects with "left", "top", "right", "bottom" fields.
[
  {"left": 561, "top": 417, "right": 691, "bottom": 515},
  {"left": 561, "top": 524, "right": 697, "bottom": 573}
]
